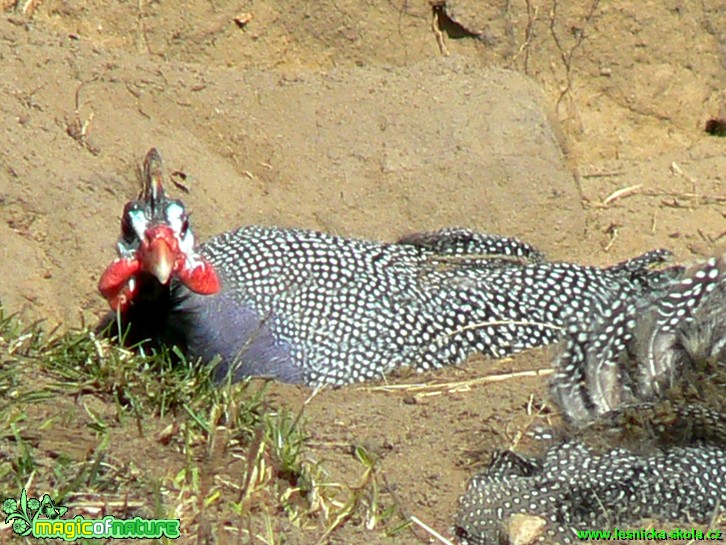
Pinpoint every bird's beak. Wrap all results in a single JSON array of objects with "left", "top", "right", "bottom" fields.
[{"left": 141, "top": 237, "right": 175, "bottom": 285}]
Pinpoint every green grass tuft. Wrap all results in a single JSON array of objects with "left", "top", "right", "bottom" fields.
[{"left": 0, "top": 305, "right": 401, "bottom": 544}]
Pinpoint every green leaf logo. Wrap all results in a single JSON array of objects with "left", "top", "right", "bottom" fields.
[{"left": 2, "top": 489, "right": 68, "bottom": 536}]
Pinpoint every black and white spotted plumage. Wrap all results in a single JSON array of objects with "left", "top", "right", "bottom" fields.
[
  {"left": 552, "top": 254, "right": 726, "bottom": 423},
  {"left": 185, "top": 225, "right": 683, "bottom": 386},
  {"left": 455, "top": 254, "right": 726, "bottom": 545},
  {"left": 456, "top": 442, "right": 726, "bottom": 545}
]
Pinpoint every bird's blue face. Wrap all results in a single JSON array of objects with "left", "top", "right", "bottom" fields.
[
  {"left": 98, "top": 148, "right": 220, "bottom": 312},
  {"left": 116, "top": 197, "right": 194, "bottom": 285}
]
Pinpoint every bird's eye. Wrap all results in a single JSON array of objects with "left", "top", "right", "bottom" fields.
[
  {"left": 180, "top": 217, "right": 190, "bottom": 237},
  {"left": 121, "top": 205, "right": 136, "bottom": 242}
]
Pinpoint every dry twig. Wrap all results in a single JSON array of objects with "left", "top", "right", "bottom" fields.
[
  {"left": 410, "top": 515, "right": 457, "bottom": 545},
  {"left": 66, "top": 80, "right": 100, "bottom": 155},
  {"left": 364, "top": 368, "right": 555, "bottom": 398},
  {"left": 601, "top": 184, "right": 643, "bottom": 207},
  {"left": 431, "top": 4, "right": 450, "bottom": 56},
  {"left": 549, "top": 0, "right": 601, "bottom": 111},
  {"left": 510, "top": 0, "right": 539, "bottom": 73},
  {"left": 603, "top": 222, "right": 619, "bottom": 252}
]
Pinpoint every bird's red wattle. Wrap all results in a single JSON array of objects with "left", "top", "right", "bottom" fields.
[
  {"left": 98, "top": 257, "right": 141, "bottom": 311},
  {"left": 177, "top": 259, "right": 221, "bottom": 295}
]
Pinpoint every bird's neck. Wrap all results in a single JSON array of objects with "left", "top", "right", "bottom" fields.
[{"left": 115, "top": 273, "right": 191, "bottom": 350}]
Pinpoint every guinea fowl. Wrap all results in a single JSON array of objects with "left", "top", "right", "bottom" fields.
[
  {"left": 455, "top": 254, "right": 726, "bottom": 545},
  {"left": 99, "top": 148, "right": 681, "bottom": 387}
]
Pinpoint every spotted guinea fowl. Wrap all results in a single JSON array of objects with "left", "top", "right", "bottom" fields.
[
  {"left": 456, "top": 440, "right": 726, "bottom": 545},
  {"left": 455, "top": 254, "right": 726, "bottom": 545},
  {"left": 99, "top": 148, "right": 680, "bottom": 387},
  {"left": 552, "top": 252, "right": 726, "bottom": 424}
]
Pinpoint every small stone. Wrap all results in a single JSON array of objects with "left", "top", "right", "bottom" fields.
[{"left": 503, "top": 514, "right": 546, "bottom": 545}]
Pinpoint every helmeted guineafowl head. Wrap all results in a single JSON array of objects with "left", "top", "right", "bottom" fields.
[{"left": 98, "top": 148, "right": 220, "bottom": 312}]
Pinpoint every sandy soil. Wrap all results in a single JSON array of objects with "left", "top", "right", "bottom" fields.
[{"left": 0, "top": 0, "right": 724, "bottom": 543}]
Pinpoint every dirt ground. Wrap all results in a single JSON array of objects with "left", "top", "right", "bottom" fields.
[{"left": 0, "top": 0, "right": 725, "bottom": 543}]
